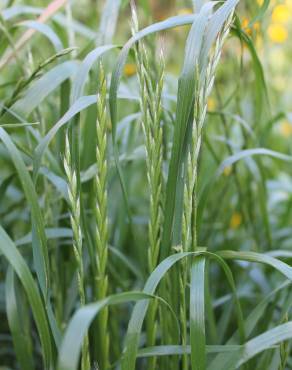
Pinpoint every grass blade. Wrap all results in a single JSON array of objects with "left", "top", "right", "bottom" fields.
[
  {"left": 0, "top": 225, "right": 52, "bottom": 369},
  {"left": 190, "top": 256, "right": 206, "bottom": 370}
]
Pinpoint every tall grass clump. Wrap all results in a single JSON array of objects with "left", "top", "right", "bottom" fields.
[{"left": 0, "top": 1, "right": 292, "bottom": 370}]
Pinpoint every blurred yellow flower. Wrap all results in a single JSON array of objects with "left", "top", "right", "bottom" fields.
[
  {"left": 253, "top": 22, "right": 261, "bottom": 32},
  {"left": 124, "top": 63, "right": 136, "bottom": 77},
  {"left": 177, "top": 8, "right": 193, "bottom": 15},
  {"left": 207, "top": 97, "right": 216, "bottom": 110},
  {"left": 272, "top": 5, "right": 290, "bottom": 23},
  {"left": 286, "top": 0, "right": 292, "bottom": 12},
  {"left": 268, "top": 23, "right": 288, "bottom": 43},
  {"left": 242, "top": 17, "right": 251, "bottom": 34},
  {"left": 242, "top": 17, "right": 260, "bottom": 35},
  {"left": 223, "top": 165, "right": 232, "bottom": 176},
  {"left": 230, "top": 212, "right": 242, "bottom": 229},
  {"left": 279, "top": 121, "right": 292, "bottom": 137}
]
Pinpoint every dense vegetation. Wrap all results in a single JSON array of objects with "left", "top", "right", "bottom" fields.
[{"left": 0, "top": 0, "right": 291, "bottom": 369}]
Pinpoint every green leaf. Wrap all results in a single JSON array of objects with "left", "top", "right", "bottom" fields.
[
  {"left": 57, "top": 292, "right": 163, "bottom": 370},
  {"left": 5, "top": 267, "right": 34, "bottom": 370},
  {"left": 137, "top": 344, "right": 241, "bottom": 358},
  {"left": 217, "top": 250, "right": 292, "bottom": 280},
  {"left": 0, "top": 128, "right": 49, "bottom": 297},
  {"left": 97, "top": 0, "right": 121, "bottom": 45},
  {"left": 16, "top": 20, "right": 63, "bottom": 52},
  {"left": 15, "top": 228, "right": 72, "bottom": 246},
  {"left": 162, "top": 0, "right": 239, "bottom": 257},
  {"left": 209, "top": 281, "right": 291, "bottom": 368},
  {"left": 0, "top": 225, "right": 52, "bottom": 369},
  {"left": 33, "top": 95, "right": 96, "bottom": 178},
  {"left": 217, "top": 148, "right": 292, "bottom": 177},
  {"left": 2, "top": 5, "right": 97, "bottom": 39},
  {"left": 209, "top": 322, "right": 292, "bottom": 370},
  {"left": 190, "top": 256, "right": 206, "bottom": 370},
  {"left": 3, "top": 61, "right": 78, "bottom": 122},
  {"left": 71, "top": 44, "right": 117, "bottom": 102},
  {"left": 161, "top": 5, "right": 212, "bottom": 257},
  {"left": 122, "top": 250, "right": 244, "bottom": 370}
]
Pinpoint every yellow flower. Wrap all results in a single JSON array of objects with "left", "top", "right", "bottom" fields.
[
  {"left": 267, "top": 23, "right": 288, "bottom": 43},
  {"left": 242, "top": 17, "right": 252, "bottom": 35},
  {"left": 207, "top": 97, "right": 216, "bottom": 110},
  {"left": 223, "top": 165, "right": 232, "bottom": 176},
  {"left": 124, "top": 63, "right": 136, "bottom": 77},
  {"left": 242, "top": 17, "right": 260, "bottom": 35},
  {"left": 279, "top": 121, "right": 292, "bottom": 137},
  {"left": 177, "top": 8, "right": 193, "bottom": 15},
  {"left": 272, "top": 5, "right": 290, "bottom": 23},
  {"left": 230, "top": 212, "right": 242, "bottom": 229},
  {"left": 253, "top": 22, "right": 261, "bottom": 32}
]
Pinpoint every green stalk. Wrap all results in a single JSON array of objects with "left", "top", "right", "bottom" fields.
[
  {"left": 181, "top": 11, "right": 235, "bottom": 370},
  {"left": 93, "top": 63, "right": 109, "bottom": 370},
  {"left": 64, "top": 135, "right": 90, "bottom": 370},
  {"left": 131, "top": 5, "right": 164, "bottom": 370}
]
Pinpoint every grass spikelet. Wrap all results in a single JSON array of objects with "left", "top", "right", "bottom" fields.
[
  {"left": 64, "top": 134, "right": 90, "bottom": 370},
  {"left": 93, "top": 63, "right": 110, "bottom": 370},
  {"left": 131, "top": 3, "right": 164, "bottom": 369}
]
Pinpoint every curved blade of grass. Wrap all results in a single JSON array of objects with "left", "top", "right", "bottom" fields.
[
  {"left": 236, "top": 322, "right": 292, "bottom": 368},
  {"left": 0, "top": 0, "right": 67, "bottom": 70},
  {"left": 2, "top": 6, "right": 97, "bottom": 39},
  {"left": 97, "top": 0, "right": 121, "bottom": 45},
  {"left": 201, "top": 0, "right": 239, "bottom": 65},
  {"left": 5, "top": 267, "right": 34, "bottom": 370},
  {"left": 15, "top": 228, "right": 72, "bottom": 246},
  {"left": 33, "top": 91, "right": 140, "bottom": 178},
  {"left": 217, "top": 250, "right": 292, "bottom": 280},
  {"left": 249, "top": 0, "right": 270, "bottom": 25},
  {"left": 2, "top": 5, "right": 43, "bottom": 18},
  {"left": 109, "top": 13, "right": 198, "bottom": 134},
  {"left": 33, "top": 95, "right": 96, "bottom": 177},
  {"left": 122, "top": 250, "right": 244, "bottom": 370},
  {"left": 217, "top": 148, "right": 292, "bottom": 177},
  {"left": 190, "top": 256, "right": 206, "bottom": 370},
  {"left": 17, "top": 20, "right": 63, "bottom": 52},
  {"left": 209, "top": 322, "right": 292, "bottom": 370},
  {"left": 209, "top": 280, "right": 291, "bottom": 369},
  {"left": 57, "top": 292, "right": 169, "bottom": 370},
  {"left": 231, "top": 23, "right": 270, "bottom": 123},
  {"left": 267, "top": 250, "right": 292, "bottom": 258},
  {"left": 161, "top": 4, "right": 215, "bottom": 256},
  {"left": 3, "top": 61, "right": 78, "bottom": 122},
  {"left": 137, "top": 344, "right": 241, "bottom": 357},
  {"left": 0, "top": 127, "right": 49, "bottom": 297},
  {"left": 71, "top": 44, "right": 117, "bottom": 102},
  {"left": 193, "top": 1, "right": 205, "bottom": 12},
  {"left": 0, "top": 225, "right": 52, "bottom": 369},
  {"left": 162, "top": 0, "right": 239, "bottom": 257},
  {"left": 0, "top": 122, "right": 39, "bottom": 128}
]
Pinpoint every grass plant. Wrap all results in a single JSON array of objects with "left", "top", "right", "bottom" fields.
[{"left": 0, "top": 1, "right": 292, "bottom": 370}]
